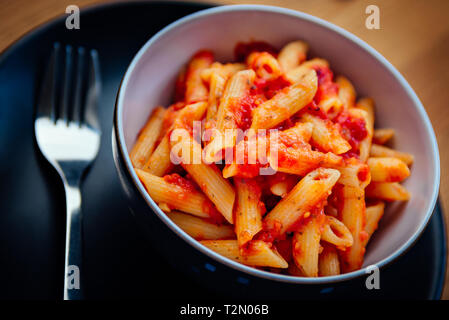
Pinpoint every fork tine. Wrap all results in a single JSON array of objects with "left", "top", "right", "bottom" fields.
[
  {"left": 72, "top": 47, "right": 86, "bottom": 124},
  {"left": 60, "top": 45, "right": 73, "bottom": 123},
  {"left": 37, "top": 43, "right": 61, "bottom": 120},
  {"left": 82, "top": 49, "right": 101, "bottom": 130}
]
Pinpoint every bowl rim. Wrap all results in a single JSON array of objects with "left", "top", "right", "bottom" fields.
[{"left": 114, "top": 4, "right": 440, "bottom": 284}]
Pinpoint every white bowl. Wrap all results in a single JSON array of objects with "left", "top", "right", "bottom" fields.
[{"left": 115, "top": 4, "right": 440, "bottom": 284}]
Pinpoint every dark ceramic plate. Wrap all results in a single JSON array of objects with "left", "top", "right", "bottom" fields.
[{"left": 0, "top": 1, "right": 445, "bottom": 299}]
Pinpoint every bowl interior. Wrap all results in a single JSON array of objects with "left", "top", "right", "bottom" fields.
[{"left": 117, "top": 6, "right": 439, "bottom": 276}]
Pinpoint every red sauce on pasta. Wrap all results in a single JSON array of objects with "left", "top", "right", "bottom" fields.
[
  {"left": 232, "top": 95, "right": 264, "bottom": 130},
  {"left": 276, "top": 239, "right": 293, "bottom": 262},
  {"left": 252, "top": 76, "right": 291, "bottom": 100},
  {"left": 163, "top": 173, "right": 199, "bottom": 193},
  {"left": 202, "top": 201, "right": 226, "bottom": 225},
  {"left": 313, "top": 66, "right": 338, "bottom": 105},
  {"left": 336, "top": 111, "right": 368, "bottom": 155}
]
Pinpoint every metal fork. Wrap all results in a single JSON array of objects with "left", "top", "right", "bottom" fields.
[{"left": 35, "top": 43, "right": 101, "bottom": 300}]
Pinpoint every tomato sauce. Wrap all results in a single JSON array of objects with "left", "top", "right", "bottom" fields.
[
  {"left": 276, "top": 239, "right": 293, "bottom": 262},
  {"left": 287, "top": 203, "right": 327, "bottom": 234},
  {"left": 336, "top": 111, "right": 368, "bottom": 157},
  {"left": 202, "top": 201, "right": 226, "bottom": 225},
  {"left": 163, "top": 173, "right": 199, "bottom": 193},
  {"left": 255, "top": 220, "right": 283, "bottom": 243},
  {"left": 313, "top": 66, "right": 338, "bottom": 105},
  {"left": 234, "top": 41, "right": 278, "bottom": 62},
  {"left": 299, "top": 101, "right": 328, "bottom": 120},
  {"left": 357, "top": 164, "right": 370, "bottom": 182},
  {"left": 252, "top": 76, "right": 291, "bottom": 100},
  {"left": 232, "top": 95, "right": 264, "bottom": 131}
]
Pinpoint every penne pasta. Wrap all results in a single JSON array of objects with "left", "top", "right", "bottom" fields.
[
  {"left": 350, "top": 105, "right": 373, "bottom": 162},
  {"left": 171, "top": 132, "right": 236, "bottom": 224},
  {"left": 167, "top": 211, "right": 235, "bottom": 240},
  {"left": 299, "top": 58, "right": 329, "bottom": 69},
  {"left": 302, "top": 113, "right": 351, "bottom": 154},
  {"left": 292, "top": 217, "right": 322, "bottom": 277},
  {"left": 370, "top": 143, "right": 414, "bottom": 166},
  {"left": 334, "top": 158, "right": 371, "bottom": 189},
  {"left": 135, "top": 169, "right": 218, "bottom": 219},
  {"left": 278, "top": 40, "right": 308, "bottom": 72},
  {"left": 367, "top": 157, "right": 410, "bottom": 182},
  {"left": 204, "top": 70, "right": 256, "bottom": 163},
  {"left": 366, "top": 182, "right": 411, "bottom": 201},
  {"left": 130, "top": 106, "right": 165, "bottom": 169},
  {"left": 264, "top": 168, "right": 340, "bottom": 237},
  {"left": 234, "top": 177, "right": 264, "bottom": 247},
  {"left": 318, "top": 245, "right": 340, "bottom": 276},
  {"left": 200, "top": 240, "right": 288, "bottom": 268},
  {"left": 363, "top": 202, "right": 385, "bottom": 246},
  {"left": 339, "top": 185, "right": 367, "bottom": 273},
  {"left": 185, "top": 50, "right": 214, "bottom": 103},
  {"left": 373, "top": 128, "right": 395, "bottom": 145},
  {"left": 336, "top": 76, "right": 356, "bottom": 109},
  {"left": 251, "top": 69, "right": 317, "bottom": 129},
  {"left": 247, "top": 52, "right": 282, "bottom": 80},
  {"left": 321, "top": 215, "right": 354, "bottom": 248}
]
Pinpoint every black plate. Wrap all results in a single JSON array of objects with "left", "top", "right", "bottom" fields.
[{"left": 0, "top": 1, "right": 446, "bottom": 300}]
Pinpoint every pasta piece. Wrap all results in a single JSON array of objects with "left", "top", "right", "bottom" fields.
[
  {"left": 206, "top": 72, "right": 226, "bottom": 121},
  {"left": 264, "top": 168, "right": 340, "bottom": 237},
  {"left": 339, "top": 185, "right": 367, "bottom": 273},
  {"left": 130, "top": 107, "right": 165, "bottom": 169},
  {"left": 278, "top": 40, "right": 308, "bottom": 72},
  {"left": 204, "top": 70, "right": 256, "bottom": 163},
  {"left": 301, "top": 113, "right": 351, "bottom": 154},
  {"left": 200, "top": 240, "right": 288, "bottom": 268},
  {"left": 321, "top": 216, "right": 354, "bottom": 248},
  {"left": 201, "top": 62, "right": 245, "bottom": 82},
  {"left": 299, "top": 58, "right": 329, "bottom": 69},
  {"left": 234, "top": 178, "right": 264, "bottom": 247},
  {"left": 318, "top": 245, "right": 340, "bottom": 276},
  {"left": 172, "top": 132, "right": 236, "bottom": 224},
  {"left": 292, "top": 218, "right": 322, "bottom": 277},
  {"left": 367, "top": 157, "right": 410, "bottom": 182},
  {"left": 185, "top": 50, "right": 214, "bottom": 103},
  {"left": 247, "top": 52, "right": 282, "bottom": 79},
  {"left": 363, "top": 202, "right": 385, "bottom": 247},
  {"left": 145, "top": 101, "right": 207, "bottom": 176},
  {"left": 336, "top": 76, "right": 356, "bottom": 109},
  {"left": 350, "top": 105, "right": 373, "bottom": 162},
  {"left": 370, "top": 144, "right": 414, "bottom": 166},
  {"left": 366, "top": 182, "right": 410, "bottom": 201},
  {"left": 373, "top": 128, "right": 395, "bottom": 145},
  {"left": 285, "top": 58, "right": 328, "bottom": 84},
  {"left": 251, "top": 69, "right": 317, "bottom": 129},
  {"left": 144, "top": 136, "right": 174, "bottom": 176},
  {"left": 136, "top": 169, "right": 218, "bottom": 219},
  {"left": 334, "top": 158, "right": 371, "bottom": 189},
  {"left": 167, "top": 211, "right": 235, "bottom": 240}
]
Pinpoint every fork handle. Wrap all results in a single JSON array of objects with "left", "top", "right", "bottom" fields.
[{"left": 61, "top": 167, "right": 84, "bottom": 300}]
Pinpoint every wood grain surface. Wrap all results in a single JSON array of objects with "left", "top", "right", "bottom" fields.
[{"left": 1, "top": 0, "right": 448, "bottom": 299}]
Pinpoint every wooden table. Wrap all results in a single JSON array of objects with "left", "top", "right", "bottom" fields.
[{"left": 1, "top": 0, "right": 448, "bottom": 299}]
